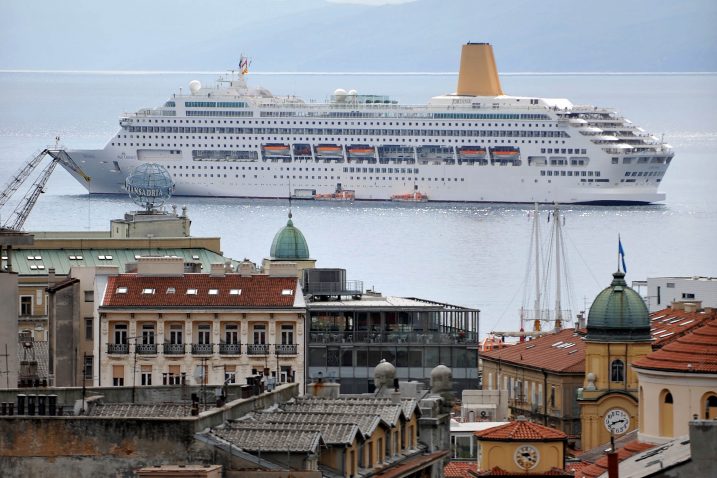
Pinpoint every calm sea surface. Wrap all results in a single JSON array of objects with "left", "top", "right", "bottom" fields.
[{"left": 1, "top": 72, "right": 715, "bottom": 337}]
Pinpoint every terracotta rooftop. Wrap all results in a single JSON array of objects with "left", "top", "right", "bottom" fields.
[
  {"left": 633, "top": 317, "right": 717, "bottom": 373},
  {"left": 102, "top": 274, "right": 300, "bottom": 308},
  {"left": 575, "top": 440, "right": 657, "bottom": 478},
  {"left": 481, "top": 328, "right": 586, "bottom": 374},
  {"left": 649, "top": 306, "right": 717, "bottom": 346},
  {"left": 444, "top": 461, "right": 478, "bottom": 478},
  {"left": 475, "top": 418, "right": 567, "bottom": 442},
  {"left": 474, "top": 466, "right": 572, "bottom": 476},
  {"left": 481, "top": 308, "right": 716, "bottom": 375}
]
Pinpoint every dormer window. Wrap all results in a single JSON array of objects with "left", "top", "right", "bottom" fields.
[
  {"left": 142, "top": 288, "right": 155, "bottom": 295},
  {"left": 281, "top": 289, "right": 293, "bottom": 296},
  {"left": 166, "top": 287, "right": 176, "bottom": 294},
  {"left": 187, "top": 288, "right": 198, "bottom": 295},
  {"left": 208, "top": 289, "right": 219, "bottom": 295},
  {"left": 116, "top": 287, "right": 128, "bottom": 294},
  {"left": 229, "top": 289, "right": 241, "bottom": 295}
]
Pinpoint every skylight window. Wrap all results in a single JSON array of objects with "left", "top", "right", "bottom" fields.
[
  {"left": 134, "top": 255, "right": 141, "bottom": 260},
  {"left": 116, "top": 287, "right": 128, "bottom": 294},
  {"left": 208, "top": 289, "right": 219, "bottom": 295},
  {"left": 192, "top": 255, "right": 200, "bottom": 260},
  {"left": 98, "top": 255, "right": 106, "bottom": 260},
  {"left": 281, "top": 289, "right": 293, "bottom": 296},
  {"left": 34, "top": 256, "right": 42, "bottom": 260},
  {"left": 76, "top": 255, "right": 83, "bottom": 260},
  {"left": 106, "top": 255, "right": 113, "bottom": 260},
  {"left": 69, "top": 255, "right": 77, "bottom": 260},
  {"left": 30, "top": 265, "right": 37, "bottom": 270},
  {"left": 187, "top": 288, "right": 198, "bottom": 295},
  {"left": 166, "top": 287, "right": 176, "bottom": 294},
  {"left": 142, "top": 288, "right": 155, "bottom": 294},
  {"left": 37, "top": 265, "right": 45, "bottom": 270},
  {"left": 229, "top": 289, "right": 241, "bottom": 295},
  {"left": 27, "top": 255, "right": 34, "bottom": 260}
]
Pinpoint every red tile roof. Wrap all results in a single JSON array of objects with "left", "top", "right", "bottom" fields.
[
  {"left": 475, "top": 418, "right": 567, "bottom": 441},
  {"left": 102, "top": 274, "right": 300, "bottom": 308},
  {"left": 475, "top": 466, "right": 572, "bottom": 476},
  {"left": 481, "top": 328, "right": 586, "bottom": 374},
  {"left": 633, "top": 317, "right": 717, "bottom": 373},
  {"left": 444, "top": 461, "right": 479, "bottom": 478},
  {"left": 649, "top": 306, "right": 716, "bottom": 347},
  {"left": 575, "top": 440, "right": 656, "bottom": 478},
  {"left": 481, "top": 308, "right": 716, "bottom": 375}
]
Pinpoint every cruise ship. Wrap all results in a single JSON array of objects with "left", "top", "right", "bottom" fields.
[{"left": 63, "top": 43, "right": 674, "bottom": 204}]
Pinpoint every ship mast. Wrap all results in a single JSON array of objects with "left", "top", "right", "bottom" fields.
[
  {"left": 532, "top": 203, "right": 542, "bottom": 332},
  {"left": 553, "top": 204, "right": 563, "bottom": 331}
]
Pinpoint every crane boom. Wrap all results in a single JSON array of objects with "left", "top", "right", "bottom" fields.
[
  {"left": 0, "top": 148, "right": 91, "bottom": 231},
  {"left": 3, "top": 160, "right": 59, "bottom": 231},
  {"left": 0, "top": 149, "right": 50, "bottom": 209}
]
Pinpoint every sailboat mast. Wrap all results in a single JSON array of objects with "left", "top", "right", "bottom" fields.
[
  {"left": 533, "top": 203, "right": 542, "bottom": 332},
  {"left": 554, "top": 204, "right": 563, "bottom": 331}
]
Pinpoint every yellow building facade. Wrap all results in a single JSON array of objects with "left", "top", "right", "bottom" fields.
[{"left": 578, "top": 271, "right": 653, "bottom": 451}]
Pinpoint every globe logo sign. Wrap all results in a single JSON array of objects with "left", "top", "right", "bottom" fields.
[{"left": 124, "top": 163, "right": 175, "bottom": 211}]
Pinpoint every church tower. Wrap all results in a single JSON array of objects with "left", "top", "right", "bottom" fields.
[{"left": 579, "top": 271, "right": 652, "bottom": 450}]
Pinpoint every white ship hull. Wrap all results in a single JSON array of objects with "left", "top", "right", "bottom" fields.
[
  {"left": 65, "top": 145, "right": 666, "bottom": 204},
  {"left": 62, "top": 44, "right": 673, "bottom": 205}
]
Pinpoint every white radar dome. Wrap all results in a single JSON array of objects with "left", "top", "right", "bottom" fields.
[
  {"left": 333, "top": 88, "right": 347, "bottom": 101},
  {"left": 348, "top": 89, "right": 357, "bottom": 96},
  {"left": 189, "top": 80, "right": 202, "bottom": 94}
]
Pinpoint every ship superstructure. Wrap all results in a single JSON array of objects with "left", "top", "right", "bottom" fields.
[{"left": 64, "top": 43, "right": 673, "bottom": 204}]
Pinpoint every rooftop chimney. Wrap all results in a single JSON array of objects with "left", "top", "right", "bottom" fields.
[
  {"left": 209, "top": 263, "right": 225, "bottom": 278},
  {"left": 455, "top": 43, "right": 504, "bottom": 97}
]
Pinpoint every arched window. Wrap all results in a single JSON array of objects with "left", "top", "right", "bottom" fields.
[
  {"left": 611, "top": 359, "right": 625, "bottom": 382},
  {"left": 659, "top": 389, "right": 674, "bottom": 437},
  {"left": 703, "top": 393, "right": 717, "bottom": 419}
]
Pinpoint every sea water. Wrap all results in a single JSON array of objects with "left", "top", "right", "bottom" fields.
[{"left": 0, "top": 71, "right": 715, "bottom": 337}]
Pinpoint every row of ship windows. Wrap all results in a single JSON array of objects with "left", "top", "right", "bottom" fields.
[
  {"left": 171, "top": 173, "right": 466, "bottom": 182},
  {"left": 625, "top": 171, "right": 664, "bottom": 177},
  {"left": 541, "top": 170, "right": 601, "bottom": 177},
  {"left": 540, "top": 148, "right": 587, "bottom": 155},
  {"left": 113, "top": 139, "right": 568, "bottom": 148},
  {"left": 129, "top": 118, "right": 560, "bottom": 128},
  {"left": 123, "top": 127, "right": 570, "bottom": 138}
]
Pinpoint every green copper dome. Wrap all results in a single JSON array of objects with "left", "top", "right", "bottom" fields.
[
  {"left": 269, "top": 212, "right": 310, "bottom": 260},
  {"left": 586, "top": 271, "right": 651, "bottom": 342}
]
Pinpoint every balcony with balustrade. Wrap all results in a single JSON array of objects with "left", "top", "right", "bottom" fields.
[
  {"left": 107, "top": 343, "right": 129, "bottom": 355},
  {"left": 191, "top": 343, "right": 214, "bottom": 355},
  {"left": 247, "top": 344, "right": 270, "bottom": 355},
  {"left": 135, "top": 343, "right": 157, "bottom": 355},
  {"left": 219, "top": 343, "right": 242, "bottom": 355},
  {"left": 163, "top": 343, "right": 185, "bottom": 355},
  {"left": 276, "top": 344, "right": 298, "bottom": 355}
]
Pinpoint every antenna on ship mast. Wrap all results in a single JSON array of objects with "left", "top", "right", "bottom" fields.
[{"left": 553, "top": 203, "right": 564, "bottom": 331}]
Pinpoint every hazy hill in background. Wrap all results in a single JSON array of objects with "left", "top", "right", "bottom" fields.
[{"left": 1, "top": 0, "right": 715, "bottom": 72}]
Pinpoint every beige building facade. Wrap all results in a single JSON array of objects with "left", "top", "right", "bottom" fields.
[{"left": 98, "top": 257, "right": 306, "bottom": 391}]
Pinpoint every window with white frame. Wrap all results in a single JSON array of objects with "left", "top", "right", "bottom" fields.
[
  {"left": 253, "top": 323, "right": 266, "bottom": 345},
  {"left": 281, "top": 324, "right": 295, "bottom": 345},
  {"left": 197, "top": 323, "right": 211, "bottom": 344},
  {"left": 225, "top": 323, "right": 239, "bottom": 344}
]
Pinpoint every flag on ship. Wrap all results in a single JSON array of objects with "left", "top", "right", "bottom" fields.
[
  {"left": 618, "top": 235, "right": 627, "bottom": 273},
  {"left": 239, "top": 55, "right": 250, "bottom": 75}
]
